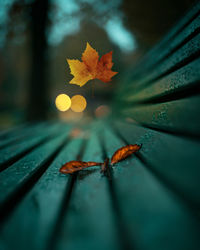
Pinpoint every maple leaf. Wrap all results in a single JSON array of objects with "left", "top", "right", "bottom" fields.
[
  {"left": 67, "top": 42, "right": 118, "bottom": 87},
  {"left": 60, "top": 160, "right": 103, "bottom": 174},
  {"left": 67, "top": 60, "right": 93, "bottom": 87},
  {"left": 111, "top": 144, "right": 142, "bottom": 165}
]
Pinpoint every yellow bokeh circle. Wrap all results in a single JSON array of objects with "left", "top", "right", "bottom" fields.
[
  {"left": 55, "top": 94, "right": 71, "bottom": 112},
  {"left": 71, "top": 95, "right": 87, "bottom": 112}
]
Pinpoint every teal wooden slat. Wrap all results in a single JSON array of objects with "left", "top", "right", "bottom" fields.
[
  {"left": 113, "top": 121, "right": 200, "bottom": 207},
  {"left": 0, "top": 123, "right": 67, "bottom": 169},
  {"left": 0, "top": 123, "right": 46, "bottom": 149},
  {"left": 123, "top": 57, "right": 200, "bottom": 103},
  {"left": 0, "top": 123, "right": 27, "bottom": 139},
  {"left": 135, "top": 2, "right": 200, "bottom": 71},
  {"left": 0, "top": 138, "right": 83, "bottom": 250},
  {"left": 102, "top": 125, "right": 200, "bottom": 250},
  {"left": 124, "top": 1, "right": 200, "bottom": 79},
  {"left": 121, "top": 95, "right": 200, "bottom": 137},
  {"left": 54, "top": 130, "right": 120, "bottom": 250},
  {"left": 125, "top": 10, "right": 200, "bottom": 85},
  {"left": 124, "top": 33, "right": 200, "bottom": 96},
  {"left": 117, "top": 16, "right": 200, "bottom": 101},
  {"left": 0, "top": 127, "right": 70, "bottom": 208}
]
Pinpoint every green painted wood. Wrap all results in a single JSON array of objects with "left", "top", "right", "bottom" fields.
[
  {"left": 0, "top": 137, "right": 83, "bottom": 250},
  {"left": 102, "top": 125, "right": 200, "bottom": 250},
  {"left": 123, "top": 33, "right": 200, "bottom": 96},
  {"left": 0, "top": 123, "right": 46, "bottom": 149},
  {"left": 0, "top": 123, "right": 27, "bottom": 139},
  {"left": 125, "top": 7, "right": 200, "bottom": 84},
  {"left": 0, "top": 119, "right": 199, "bottom": 250},
  {"left": 121, "top": 95, "right": 200, "bottom": 137},
  {"left": 113, "top": 120, "right": 200, "bottom": 207},
  {"left": 122, "top": 57, "right": 200, "bottom": 103},
  {"left": 0, "top": 127, "right": 70, "bottom": 208},
  {"left": 0, "top": 123, "right": 67, "bottom": 169},
  {"left": 54, "top": 128, "right": 120, "bottom": 250}
]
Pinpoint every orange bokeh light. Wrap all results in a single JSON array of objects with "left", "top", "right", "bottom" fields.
[{"left": 71, "top": 95, "right": 87, "bottom": 112}]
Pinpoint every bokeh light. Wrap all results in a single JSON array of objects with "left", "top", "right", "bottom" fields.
[
  {"left": 95, "top": 105, "right": 111, "bottom": 118},
  {"left": 71, "top": 95, "right": 87, "bottom": 112},
  {"left": 55, "top": 94, "right": 71, "bottom": 111}
]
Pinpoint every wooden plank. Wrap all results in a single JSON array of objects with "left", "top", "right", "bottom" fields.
[
  {"left": 123, "top": 57, "right": 200, "bottom": 103},
  {"left": 113, "top": 120, "right": 200, "bottom": 207},
  {"left": 121, "top": 95, "right": 200, "bottom": 137},
  {"left": 0, "top": 137, "right": 83, "bottom": 250},
  {"left": 124, "top": 33, "right": 200, "bottom": 96},
  {"left": 102, "top": 125, "right": 200, "bottom": 250},
  {"left": 135, "top": 2, "right": 200, "bottom": 70},
  {"left": 126, "top": 10, "right": 200, "bottom": 83},
  {"left": 0, "top": 123, "right": 46, "bottom": 149},
  {"left": 0, "top": 127, "right": 70, "bottom": 208},
  {"left": 0, "top": 123, "right": 27, "bottom": 139},
  {"left": 117, "top": 14, "right": 200, "bottom": 100},
  {"left": 54, "top": 128, "right": 120, "bottom": 250},
  {"left": 0, "top": 123, "right": 67, "bottom": 170}
]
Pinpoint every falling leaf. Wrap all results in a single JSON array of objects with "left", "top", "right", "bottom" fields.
[
  {"left": 100, "top": 158, "right": 109, "bottom": 174},
  {"left": 66, "top": 59, "right": 93, "bottom": 87},
  {"left": 60, "top": 160, "right": 103, "bottom": 174},
  {"left": 67, "top": 42, "right": 118, "bottom": 87},
  {"left": 82, "top": 42, "right": 99, "bottom": 77},
  {"left": 111, "top": 144, "right": 142, "bottom": 165}
]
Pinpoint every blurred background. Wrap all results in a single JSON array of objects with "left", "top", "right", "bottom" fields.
[{"left": 0, "top": 0, "right": 196, "bottom": 129}]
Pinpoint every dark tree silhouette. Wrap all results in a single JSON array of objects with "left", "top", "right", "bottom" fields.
[{"left": 27, "top": 0, "right": 49, "bottom": 121}]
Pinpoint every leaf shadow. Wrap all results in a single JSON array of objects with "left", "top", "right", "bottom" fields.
[{"left": 77, "top": 168, "right": 99, "bottom": 180}]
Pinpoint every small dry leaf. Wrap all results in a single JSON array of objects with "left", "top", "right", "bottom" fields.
[
  {"left": 111, "top": 144, "right": 142, "bottom": 165},
  {"left": 60, "top": 161, "right": 102, "bottom": 174}
]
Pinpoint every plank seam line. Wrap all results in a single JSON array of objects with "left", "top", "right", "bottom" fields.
[
  {"left": 0, "top": 132, "right": 63, "bottom": 173},
  {"left": 47, "top": 173, "right": 77, "bottom": 250},
  {"left": 110, "top": 124, "right": 200, "bottom": 219},
  {"left": 132, "top": 39, "right": 200, "bottom": 93},
  {"left": 116, "top": 117, "right": 200, "bottom": 142},
  {"left": 144, "top": 41, "right": 200, "bottom": 84},
  {"left": 0, "top": 123, "right": 48, "bottom": 150},
  {"left": 0, "top": 133, "right": 30, "bottom": 150},
  {"left": 141, "top": 24, "right": 200, "bottom": 75},
  {"left": 98, "top": 131, "right": 134, "bottom": 250},
  {"left": 0, "top": 135, "right": 71, "bottom": 231},
  {"left": 130, "top": 19, "right": 200, "bottom": 82},
  {"left": 125, "top": 80, "right": 200, "bottom": 106},
  {"left": 46, "top": 139, "right": 88, "bottom": 250},
  {"left": 0, "top": 123, "right": 29, "bottom": 140},
  {"left": 128, "top": 7, "right": 200, "bottom": 77}
]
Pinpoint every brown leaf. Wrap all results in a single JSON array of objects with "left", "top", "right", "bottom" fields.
[
  {"left": 111, "top": 144, "right": 142, "bottom": 165},
  {"left": 60, "top": 161, "right": 103, "bottom": 174}
]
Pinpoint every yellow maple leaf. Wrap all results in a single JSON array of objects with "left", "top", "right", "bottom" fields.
[{"left": 67, "top": 42, "right": 118, "bottom": 87}]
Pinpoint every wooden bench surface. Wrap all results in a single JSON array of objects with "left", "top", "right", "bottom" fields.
[
  {"left": 1, "top": 2, "right": 200, "bottom": 250},
  {"left": 0, "top": 121, "right": 199, "bottom": 250},
  {"left": 115, "top": 2, "right": 200, "bottom": 139}
]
